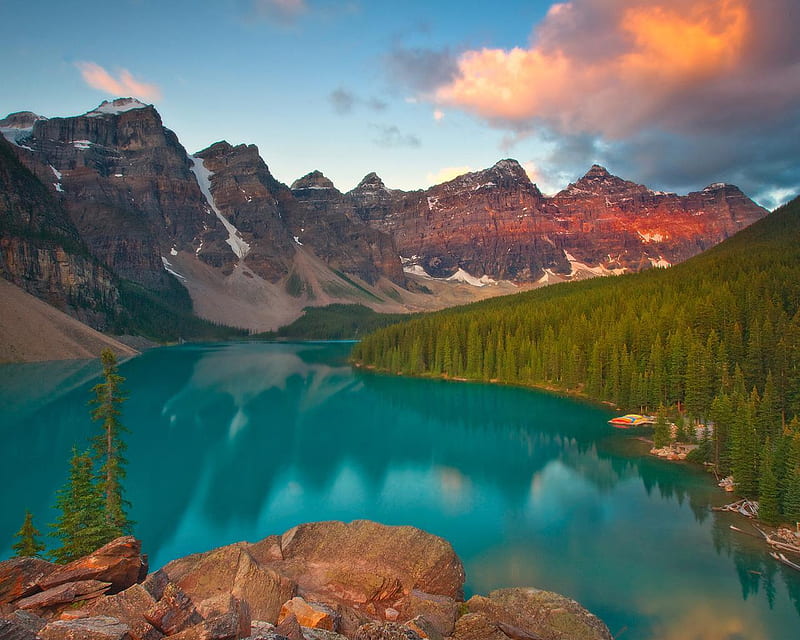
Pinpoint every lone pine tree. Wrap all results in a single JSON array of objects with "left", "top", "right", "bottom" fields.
[
  {"left": 12, "top": 511, "right": 45, "bottom": 558},
  {"left": 90, "top": 348, "right": 132, "bottom": 536}
]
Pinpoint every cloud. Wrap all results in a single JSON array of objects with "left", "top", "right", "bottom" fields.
[
  {"left": 329, "top": 88, "right": 387, "bottom": 115},
  {"left": 403, "top": 0, "right": 800, "bottom": 206},
  {"left": 385, "top": 45, "right": 459, "bottom": 94},
  {"left": 436, "top": 0, "right": 766, "bottom": 136},
  {"left": 433, "top": 109, "right": 445, "bottom": 122},
  {"left": 252, "top": 0, "right": 308, "bottom": 23},
  {"left": 426, "top": 166, "right": 472, "bottom": 186},
  {"left": 371, "top": 124, "right": 421, "bottom": 148},
  {"left": 329, "top": 88, "right": 356, "bottom": 114},
  {"left": 76, "top": 62, "right": 161, "bottom": 101}
]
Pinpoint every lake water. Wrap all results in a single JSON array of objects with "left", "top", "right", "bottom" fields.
[{"left": 1, "top": 342, "right": 798, "bottom": 639}]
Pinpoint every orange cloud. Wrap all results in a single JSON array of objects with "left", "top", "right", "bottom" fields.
[
  {"left": 436, "top": 0, "right": 753, "bottom": 137},
  {"left": 77, "top": 62, "right": 162, "bottom": 101}
]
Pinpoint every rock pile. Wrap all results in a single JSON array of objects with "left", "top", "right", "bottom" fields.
[{"left": 0, "top": 521, "right": 612, "bottom": 640}]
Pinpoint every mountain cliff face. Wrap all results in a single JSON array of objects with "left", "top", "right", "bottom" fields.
[
  {"left": 290, "top": 170, "right": 404, "bottom": 285},
  {"left": 2, "top": 98, "right": 211, "bottom": 290},
  {"left": 351, "top": 160, "right": 768, "bottom": 281},
  {"left": 548, "top": 164, "right": 767, "bottom": 270},
  {"left": 350, "top": 160, "right": 568, "bottom": 280},
  {"left": 0, "top": 135, "right": 119, "bottom": 328}
]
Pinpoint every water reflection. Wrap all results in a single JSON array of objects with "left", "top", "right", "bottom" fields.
[{"left": 0, "top": 342, "right": 798, "bottom": 639}]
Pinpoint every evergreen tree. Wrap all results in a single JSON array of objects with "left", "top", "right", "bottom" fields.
[
  {"left": 758, "top": 438, "right": 781, "bottom": 524},
  {"left": 50, "top": 448, "right": 110, "bottom": 563},
  {"left": 12, "top": 511, "right": 45, "bottom": 558},
  {"left": 90, "top": 349, "right": 132, "bottom": 536},
  {"left": 653, "top": 406, "right": 671, "bottom": 448}
]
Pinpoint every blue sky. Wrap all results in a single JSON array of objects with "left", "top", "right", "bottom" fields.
[{"left": 2, "top": 0, "right": 798, "bottom": 206}]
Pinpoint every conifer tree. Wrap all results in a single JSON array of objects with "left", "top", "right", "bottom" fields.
[
  {"left": 653, "top": 406, "right": 671, "bottom": 448},
  {"left": 90, "top": 348, "right": 132, "bottom": 536},
  {"left": 12, "top": 511, "right": 45, "bottom": 558},
  {"left": 50, "top": 448, "right": 110, "bottom": 563},
  {"left": 758, "top": 439, "right": 780, "bottom": 524}
]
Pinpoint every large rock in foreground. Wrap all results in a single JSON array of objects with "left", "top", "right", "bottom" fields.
[
  {"left": 461, "top": 589, "right": 613, "bottom": 640},
  {"left": 38, "top": 537, "right": 147, "bottom": 594},
  {"left": 1, "top": 522, "right": 612, "bottom": 640}
]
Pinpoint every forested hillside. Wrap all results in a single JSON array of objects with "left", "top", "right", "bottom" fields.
[{"left": 353, "top": 197, "right": 800, "bottom": 522}]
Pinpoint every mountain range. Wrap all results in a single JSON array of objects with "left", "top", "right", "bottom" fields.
[{"left": 0, "top": 98, "right": 768, "bottom": 335}]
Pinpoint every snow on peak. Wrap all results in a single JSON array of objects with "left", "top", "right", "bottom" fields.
[
  {"left": 703, "top": 182, "right": 731, "bottom": 191},
  {"left": 189, "top": 155, "right": 251, "bottom": 261},
  {"left": 87, "top": 98, "right": 150, "bottom": 117}
]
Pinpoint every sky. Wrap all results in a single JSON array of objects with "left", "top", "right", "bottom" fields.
[{"left": 1, "top": 0, "right": 798, "bottom": 207}]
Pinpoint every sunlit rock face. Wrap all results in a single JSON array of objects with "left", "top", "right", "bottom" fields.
[{"left": 353, "top": 161, "right": 767, "bottom": 281}]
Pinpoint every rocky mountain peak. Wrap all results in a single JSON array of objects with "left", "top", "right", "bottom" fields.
[
  {"left": 584, "top": 164, "right": 611, "bottom": 178},
  {"left": 291, "top": 170, "right": 337, "bottom": 191},
  {"left": 195, "top": 140, "right": 235, "bottom": 159},
  {"left": 354, "top": 172, "right": 386, "bottom": 191},
  {"left": 0, "top": 111, "right": 47, "bottom": 129},
  {"left": 86, "top": 97, "right": 151, "bottom": 117},
  {"left": 490, "top": 158, "right": 528, "bottom": 179},
  {"left": 561, "top": 163, "right": 646, "bottom": 197}
]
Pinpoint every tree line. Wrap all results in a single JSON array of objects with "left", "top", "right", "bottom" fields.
[
  {"left": 352, "top": 196, "right": 800, "bottom": 524},
  {"left": 12, "top": 349, "right": 133, "bottom": 562}
]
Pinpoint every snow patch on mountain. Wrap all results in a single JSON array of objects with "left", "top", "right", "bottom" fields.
[
  {"left": 637, "top": 230, "right": 666, "bottom": 243},
  {"left": 649, "top": 257, "right": 671, "bottom": 269},
  {"left": 50, "top": 165, "right": 63, "bottom": 192},
  {"left": 190, "top": 155, "right": 251, "bottom": 260},
  {"left": 161, "top": 256, "right": 186, "bottom": 280},
  {"left": 446, "top": 268, "right": 497, "bottom": 287},
  {"left": 564, "top": 252, "right": 626, "bottom": 277},
  {"left": 87, "top": 98, "right": 149, "bottom": 117}
]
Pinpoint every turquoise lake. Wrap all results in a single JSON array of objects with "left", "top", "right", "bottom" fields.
[{"left": 1, "top": 341, "right": 798, "bottom": 639}]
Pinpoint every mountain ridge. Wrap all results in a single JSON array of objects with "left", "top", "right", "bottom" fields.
[{"left": 0, "top": 99, "right": 769, "bottom": 335}]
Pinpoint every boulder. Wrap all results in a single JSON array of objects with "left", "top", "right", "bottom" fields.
[
  {"left": 140, "top": 570, "right": 170, "bottom": 602},
  {"left": 0, "top": 617, "right": 41, "bottom": 640},
  {"left": 0, "top": 557, "right": 56, "bottom": 604},
  {"left": 278, "top": 597, "right": 337, "bottom": 631},
  {"left": 195, "top": 594, "right": 251, "bottom": 639},
  {"left": 276, "top": 521, "right": 465, "bottom": 602},
  {"left": 143, "top": 582, "right": 202, "bottom": 635},
  {"left": 274, "top": 613, "right": 303, "bottom": 640},
  {"left": 14, "top": 579, "right": 111, "bottom": 611},
  {"left": 403, "top": 616, "right": 443, "bottom": 640},
  {"left": 38, "top": 537, "right": 147, "bottom": 594},
  {"left": 166, "top": 611, "right": 245, "bottom": 640},
  {"left": 246, "top": 620, "right": 277, "bottom": 640},
  {"left": 353, "top": 621, "right": 422, "bottom": 640},
  {"left": 406, "top": 590, "right": 457, "bottom": 637},
  {"left": 451, "top": 613, "right": 507, "bottom": 640},
  {"left": 465, "top": 589, "right": 612, "bottom": 640},
  {"left": 38, "top": 615, "right": 133, "bottom": 640},
  {"left": 246, "top": 537, "right": 284, "bottom": 565},
  {"left": 162, "top": 543, "right": 295, "bottom": 622},
  {"left": 302, "top": 628, "right": 351, "bottom": 640},
  {"left": 80, "top": 584, "right": 162, "bottom": 640}
]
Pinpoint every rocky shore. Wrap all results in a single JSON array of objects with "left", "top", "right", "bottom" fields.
[{"left": 0, "top": 521, "right": 611, "bottom": 640}]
